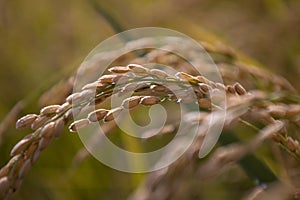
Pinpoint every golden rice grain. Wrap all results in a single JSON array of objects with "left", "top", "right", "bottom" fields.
[
  {"left": 88, "top": 109, "right": 109, "bottom": 122},
  {"left": 226, "top": 85, "right": 236, "bottom": 94},
  {"left": 56, "top": 102, "right": 70, "bottom": 114},
  {"left": 66, "top": 90, "right": 94, "bottom": 106},
  {"left": 38, "top": 137, "right": 52, "bottom": 151},
  {"left": 24, "top": 141, "right": 38, "bottom": 160},
  {"left": 98, "top": 74, "right": 119, "bottom": 83},
  {"left": 103, "top": 107, "right": 123, "bottom": 122},
  {"left": 0, "top": 176, "right": 10, "bottom": 195},
  {"left": 176, "top": 72, "right": 198, "bottom": 83},
  {"left": 66, "top": 92, "right": 81, "bottom": 104},
  {"left": 18, "top": 159, "right": 31, "bottom": 179},
  {"left": 31, "top": 149, "right": 41, "bottom": 164},
  {"left": 286, "top": 104, "right": 300, "bottom": 117},
  {"left": 40, "top": 105, "right": 60, "bottom": 116},
  {"left": 82, "top": 81, "right": 105, "bottom": 90},
  {"left": 117, "top": 74, "right": 133, "bottom": 84},
  {"left": 193, "top": 87, "right": 204, "bottom": 98},
  {"left": 40, "top": 122, "right": 55, "bottom": 138},
  {"left": 79, "top": 89, "right": 95, "bottom": 102},
  {"left": 167, "top": 93, "right": 178, "bottom": 102},
  {"left": 53, "top": 118, "right": 65, "bottom": 138},
  {"left": 69, "top": 119, "right": 90, "bottom": 132},
  {"left": 285, "top": 137, "right": 299, "bottom": 152},
  {"left": 108, "top": 66, "right": 130, "bottom": 73},
  {"left": 7, "top": 155, "right": 22, "bottom": 168},
  {"left": 127, "top": 64, "right": 148, "bottom": 73},
  {"left": 64, "top": 107, "right": 82, "bottom": 121},
  {"left": 10, "top": 134, "right": 34, "bottom": 156},
  {"left": 271, "top": 133, "right": 281, "bottom": 143},
  {"left": 267, "top": 104, "right": 287, "bottom": 118},
  {"left": 140, "top": 96, "right": 161, "bottom": 106},
  {"left": 150, "top": 85, "right": 167, "bottom": 92},
  {"left": 16, "top": 114, "right": 38, "bottom": 129},
  {"left": 234, "top": 82, "right": 247, "bottom": 95},
  {"left": 0, "top": 164, "right": 10, "bottom": 178},
  {"left": 196, "top": 75, "right": 208, "bottom": 83},
  {"left": 150, "top": 69, "right": 169, "bottom": 78},
  {"left": 31, "top": 116, "right": 50, "bottom": 130},
  {"left": 121, "top": 96, "right": 142, "bottom": 109},
  {"left": 199, "top": 83, "right": 211, "bottom": 94}
]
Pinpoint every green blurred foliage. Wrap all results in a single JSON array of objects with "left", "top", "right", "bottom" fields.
[{"left": 0, "top": 0, "right": 299, "bottom": 199}]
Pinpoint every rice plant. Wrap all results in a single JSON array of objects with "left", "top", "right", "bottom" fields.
[{"left": 0, "top": 36, "right": 300, "bottom": 200}]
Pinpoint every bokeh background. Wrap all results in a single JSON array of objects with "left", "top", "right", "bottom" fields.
[{"left": 0, "top": 0, "right": 299, "bottom": 199}]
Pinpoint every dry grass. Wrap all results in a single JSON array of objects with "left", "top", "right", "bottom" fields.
[{"left": 0, "top": 39, "right": 300, "bottom": 200}]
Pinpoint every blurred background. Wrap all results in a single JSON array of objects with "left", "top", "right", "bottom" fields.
[{"left": 0, "top": 0, "right": 299, "bottom": 199}]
